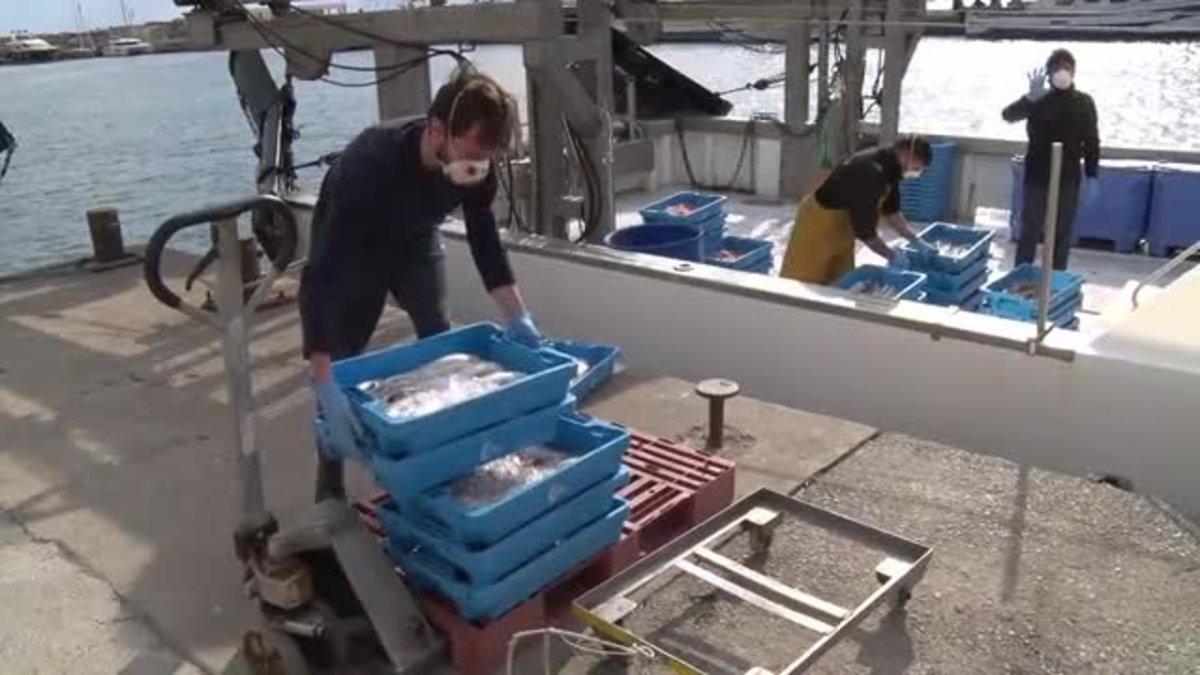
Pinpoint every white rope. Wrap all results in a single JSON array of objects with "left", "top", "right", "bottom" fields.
[{"left": 506, "top": 627, "right": 655, "bottom": 675}]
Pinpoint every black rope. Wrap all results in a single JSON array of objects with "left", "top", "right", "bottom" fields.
[{"left": 674, "top": 118, "right": 755, "bottom": 193}]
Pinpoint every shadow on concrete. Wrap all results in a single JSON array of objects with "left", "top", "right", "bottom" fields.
[{"left": 0, "top": 251, "right": 418, "bottom": 669}]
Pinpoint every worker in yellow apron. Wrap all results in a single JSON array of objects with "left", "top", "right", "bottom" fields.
[{"left": 780, "top": 135, "right": 936, "bottom": 284}]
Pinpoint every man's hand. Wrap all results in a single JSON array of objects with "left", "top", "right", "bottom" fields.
[
  {"left": 889, "top": 248, "right": 913, "bottom": 270},
  {"left": 1026, "top": 67, "right": 1048, "bottom": 102},
  {"left": 313, "top": 378, "right": 367, "bottom": 461},
  {"left": 504, "top": 311, "right": 542, "bottom": 347}
]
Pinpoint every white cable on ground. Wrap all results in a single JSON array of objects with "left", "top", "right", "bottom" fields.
[{"left": 507, "top": 627, "right": 654, "bottom": 675}]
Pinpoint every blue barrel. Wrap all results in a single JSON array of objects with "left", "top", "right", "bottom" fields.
[
  {"left": 1147, "top": 163, "right": 1200, "bottom": 257},
  {"left": 1073, "top": 160, "right": 1153, "bottom": 253},
  {"left": 1011, "top": 157, "right": 1153, "bottom": 252},
  {"left": 606, "top": 224, "right": 704, "bottom": 261}
]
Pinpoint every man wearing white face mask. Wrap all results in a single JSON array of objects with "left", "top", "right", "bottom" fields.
[
  {"left": 1003, "top": 48, "right": 1101, "bottom": 270},
  {"left": 299, "top": 69, "right": 539, "bottom": 498},
  {"left": 780, "top": 135, "right": 935, "bottom": 285}
]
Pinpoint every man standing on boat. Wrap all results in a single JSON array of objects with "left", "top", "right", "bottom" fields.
[
  {"left": 779, "top": 135, "right": 935, "bottom": 285},
  {"left": 299, "top": 69, "right": 541, "bottom": 500},
  {"left": 1003, "top": 48, "right": 1100, "bottom": 270}
]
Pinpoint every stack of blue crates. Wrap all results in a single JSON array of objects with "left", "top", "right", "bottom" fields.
[
  {"left": 330, "top": 323, "right": 630, "bottom": 621},
  {"left": 639, "top": 191, "right": 728, "bottom": 257},
  {"left": 978, "top": 264, "right": 1084, "bottom": 329},
  {"left": 899, "top": 140, "right": 958, "bottom": 223},
  {"left": 899, "top": 222, "right": 995, "bottom": 307}
]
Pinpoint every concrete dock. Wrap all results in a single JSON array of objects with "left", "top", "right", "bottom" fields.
[{"left": 1, "top": 255, "right": 1197, "bottom": 673}]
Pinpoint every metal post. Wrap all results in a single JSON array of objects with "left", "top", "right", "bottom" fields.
[
  {"left": 86, "top": 207, "right": 127, "bottom": 263},
  {"left": 817, "top": 20, "right": 830, "bottom": 118},
  {"left": 779, "top": 20, "right": 811, "bottom": 199},
  {"left": 523, "top": 0, "right": 569, "bottom": 238},
  {"left": 214, "top": 218, "right": 271, "bottom": 534},
  {"left": 373, "top": 43, "right": 430, "bottom": 121},
  {"left": 839, "top": 0, "right": 866, "bottom": 163},
  {"left": 578, "top": 0, "right": 616, "bottom": 243},
  {"left": 1036, "top": 142, "right": 1064, "bottom": 338},
  {"left": 879, "top": 0, "right": 906, "bottom": 145}
]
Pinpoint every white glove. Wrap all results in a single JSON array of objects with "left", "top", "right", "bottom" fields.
[{"left": 1025, "top": 67, "right": 1048, "bottom": 102}]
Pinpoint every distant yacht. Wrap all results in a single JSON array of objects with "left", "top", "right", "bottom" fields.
[
  {"left": 102, "top": 37, "right": 153, "bottom": 57},
  {"left": 2, "top": 34, "right": 59, "bottom": 63}
]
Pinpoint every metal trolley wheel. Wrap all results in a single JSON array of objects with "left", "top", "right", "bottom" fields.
[{"left": 242, "top": 627, "right": 313, "bottom": 675}]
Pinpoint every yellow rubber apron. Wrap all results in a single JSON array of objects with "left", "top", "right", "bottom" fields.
[{"left": 779, "top": 191, "right": 890, "bottom": 285}]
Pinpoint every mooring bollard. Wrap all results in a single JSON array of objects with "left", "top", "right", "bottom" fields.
[{"left": 86, "top": 207, "right": 127, "bottom": 264}]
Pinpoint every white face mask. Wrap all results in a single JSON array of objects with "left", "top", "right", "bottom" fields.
[
  {"left": 903, "top": 169, "right": 923, "bottom": 181},
  {"left": 441, "top": 158, "right": 491, "bottom": 186},
  {"left": 1050, "top": 69, "right": 1073, "bottom": 90}
]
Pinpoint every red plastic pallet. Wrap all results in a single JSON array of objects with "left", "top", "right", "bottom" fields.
[{"left": 353, "top": 430, "right": 735, "bottom": 674}]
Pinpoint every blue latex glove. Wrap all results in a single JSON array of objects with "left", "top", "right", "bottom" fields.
[
  {"left": 1082, "top": 177, "right": 1100, "bottom": 205},
  {"left": 888, "top": 249, "right": 912, "bottom": 270},
  {"left": 314, "top": 379, "right": 366, "bottom": 461},
  {"left": 910, "top": 236, "right": 936, "bottom": 265},
  {"left": 504, "top": 312, "right": 542, "bottom": 347}
]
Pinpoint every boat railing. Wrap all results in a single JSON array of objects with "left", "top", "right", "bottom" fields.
[{"left": 1132, "top": 238, "right": 1200, "bottom": 309}]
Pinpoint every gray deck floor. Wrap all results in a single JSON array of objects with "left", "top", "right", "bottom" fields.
[{"left": 615, "top": 188, "right": 1196, "bottom": 336}]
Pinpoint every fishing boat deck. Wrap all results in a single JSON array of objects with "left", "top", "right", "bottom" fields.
[
  {"left": 614, "top": 187, "right": 1196, "bottom": 336},
  {"left": 0, "top": 247, "right": 1196, "bottom": 673}
]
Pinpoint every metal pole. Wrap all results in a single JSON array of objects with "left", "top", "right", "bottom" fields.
[
  {"left": 879, "top": 0, "right": 905, "bottom": 145},
  {"left": 1036, "top": 142, "right": 1063, "bottom": 338},
  {"left": 214, "top": 218, "right": 271, "bottom": 533}
]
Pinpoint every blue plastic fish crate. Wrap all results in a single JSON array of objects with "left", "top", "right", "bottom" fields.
[
  {"left": 639, "top": 191, "right": 728, "bottom": 226},
  {"left": 381, "top": 468, "right": 629, "bottom": 585},
  {"left": 331, "top": 323, "right": 576, "bottom": 457},
  {"left": 372, "top": 397, "right": 574, "bottom": 502},
  {"left": 923, "top": 268, "right": 989, "bottom": 306},
  {"left": 393, "top": 500, "right": 629, "bottom": 621},
  {"left": 981, "top": 264, "right": 1084, "bottom": 319},
  {"left": 901, "top": 223, "right": 994, "bottom": 274},
  {"left": 407, "top": 413, "right": 630, "bottom": 547},
  {"left": 835, "top": 265, "right": 928, "bottom": 301},
  {"left": 981, "top": 294, "right": 1081, "bottom": 328},
  {"left": 921, "top": 254, "right": 988, "bottom": 292},
  {"left": 544, "top": 339, "right": 622, "bottom": 401},
  {"left": 704, "top": 235, "right": 773, "bottom": 272}
]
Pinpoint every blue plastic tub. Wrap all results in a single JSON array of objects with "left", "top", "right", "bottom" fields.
[
  {"left": 606, "top": 224, "right": 704, "bottom": 262},
  {"left": 923, "top": 269, "right": 989, "bottom": 306},
  {"left": 901, "top": 222, "right": 995, "bottom": 274},
  {"left": 394, "top": 499, "right": 628, "bottom": 621},
  {"left": 1072, "top": 161, "right": 1154, "bottom": 253},
  {"left": 372, "top": 397, "right": 574, "bottom": 503},
  {"left": 407, "top": 413, "right": 631, "bottom": 547},
  {"left": 1147, "top": 163, "right": 1200, "bottom": 257},
  {"left": 704, "top": 235, "right": 773, "bottom": 272},
  {"left": 981, "top": 264, "right": 1084, "bottom": 319},
  {"left": 381, "top": 468, "right": 629, "bottom": 585},
  {"left": 638, "top": 191, "right": 728, "bottom": 226},
  {"left": 689, "top": 211, "right": 728, "bottom": 254},
  {"left": 544, "top": 339, "right": 622, "bottom": 401},
  {"left": 331, "top": 323, "right": 576, "bottom": 457},
  {"left": 1011, "top": 157, "right": 1154, "bottom": 252},
  {"left": 921, "top": 254, "right": 988, "bottom": 292},
  {"left": 835, "top": 265, "right": 928, "bottom": 301}
]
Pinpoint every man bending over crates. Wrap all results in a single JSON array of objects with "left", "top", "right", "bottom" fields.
[
  {"left": 300, "top": 69, "right": 542, "bottom": 500},
  {"left": 779, "top": 135, "right": 936, "bottom": 285}
]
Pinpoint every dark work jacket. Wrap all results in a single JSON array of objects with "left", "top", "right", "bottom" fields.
[
  {"left": 1002, "top": 87, "right": 1100, "bottom": 186},
  {"left": 814, "top": 147, "right": 902, "bottom": 241},
  {"left": 299, "top": 118, "right": 514, "bottom": 358}
]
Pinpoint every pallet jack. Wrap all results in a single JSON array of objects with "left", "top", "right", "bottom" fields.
[{"left": 145, "top": 194, "right": 445, "bottom": 674}]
